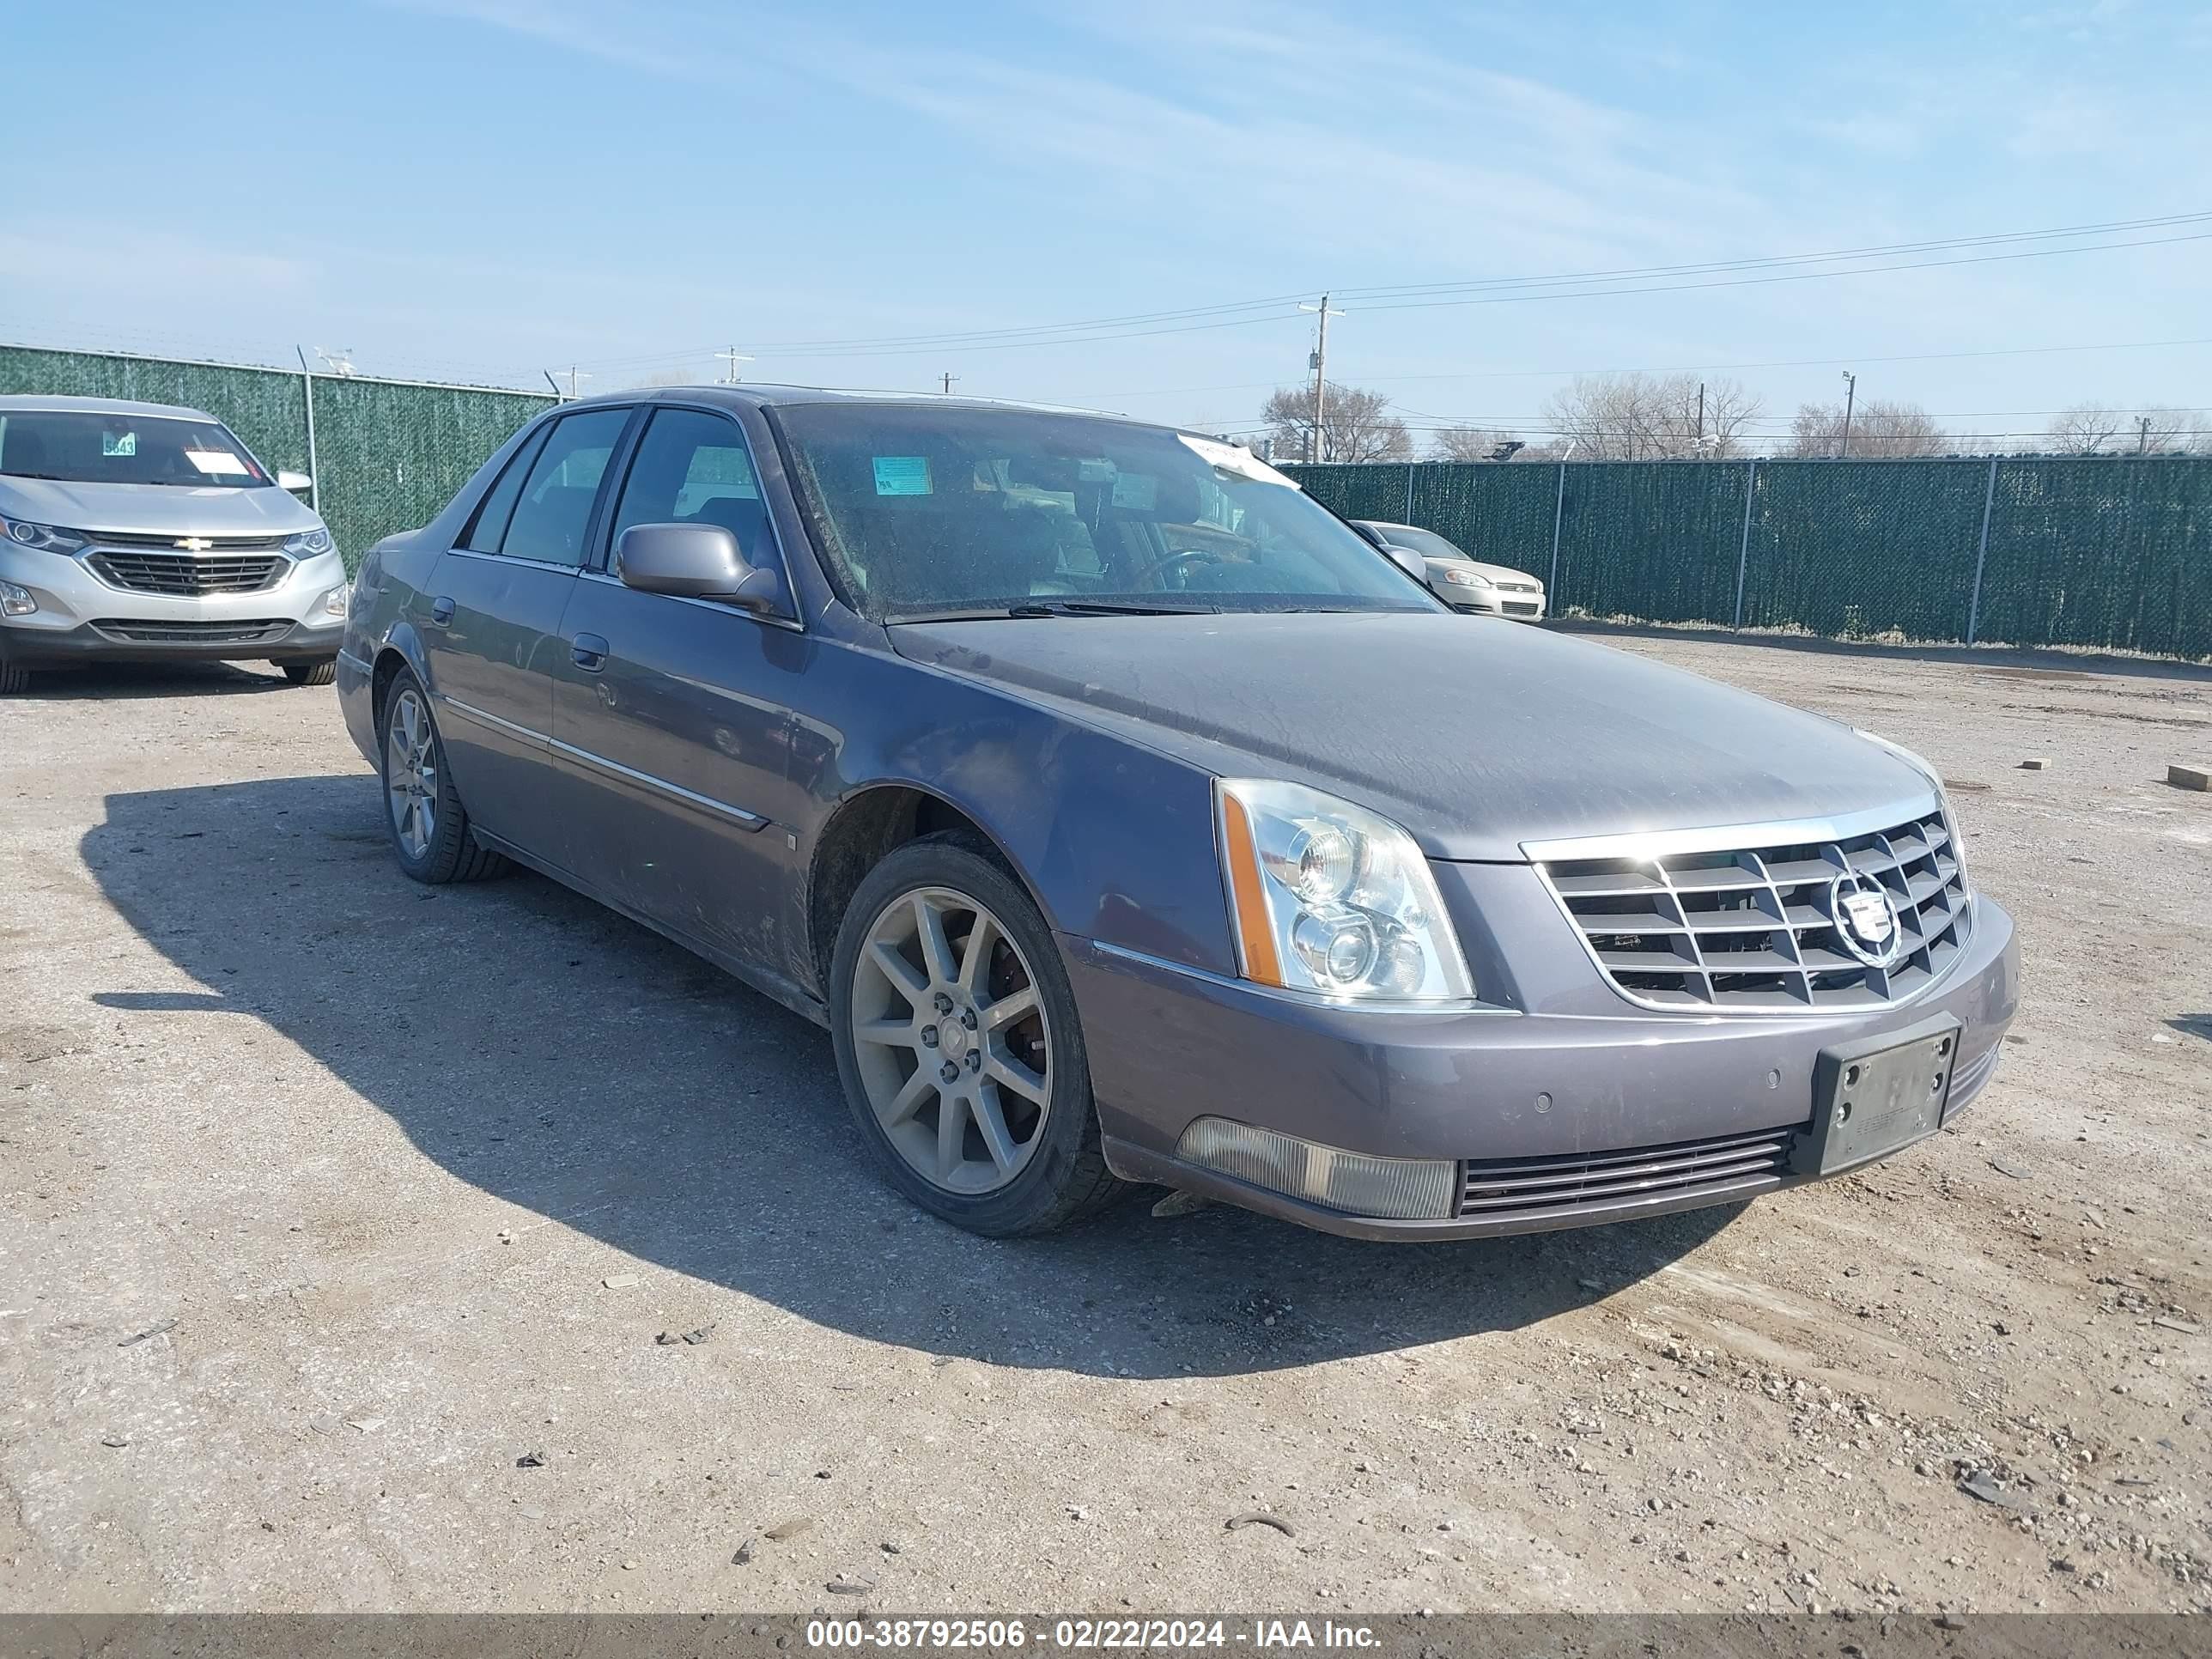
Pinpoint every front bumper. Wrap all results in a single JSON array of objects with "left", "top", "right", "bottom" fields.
[
  {"left": 1068, "top": 892, "right": 2018, "bottom": 1240},
  {"left": 0, "top": 542, "right": 347, "bottom": 665},
  {"left": 1449, "top": 588, "right": 1547, "bottom": 620}
]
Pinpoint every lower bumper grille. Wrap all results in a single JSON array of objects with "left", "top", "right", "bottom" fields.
[
  {"left": 90, "top": 618, "right": 293, "bottom": 646},
  {"left": 1458, "top": 1128, "right": 1790, "bottom": 1219},
  {"left": 1502, "top": 600, "right": 1541, "bottom": 616},
  {"left": 88, "top": 550, "right": 287, "bottom": 596}
]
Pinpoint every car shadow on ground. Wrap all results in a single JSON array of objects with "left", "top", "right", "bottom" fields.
[
  {"left": 11, "top": 660, "right": 295, "bottom": 699},
  {"left": 82, "top": 771, "right": 1741, "bottom": 1379}
]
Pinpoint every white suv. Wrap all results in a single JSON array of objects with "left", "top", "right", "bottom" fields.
[{"left": 0, "top": 395, "right": 349, "bottom": 693}]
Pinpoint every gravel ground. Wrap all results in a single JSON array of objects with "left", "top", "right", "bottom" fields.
[{"left": 0, "top": 630, "right": 2206, "bottom": 1616}]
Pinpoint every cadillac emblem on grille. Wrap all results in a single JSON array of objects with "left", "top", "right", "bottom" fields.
[{"left": 1830, "top": 871, "right": 1905, "bottom": 968}]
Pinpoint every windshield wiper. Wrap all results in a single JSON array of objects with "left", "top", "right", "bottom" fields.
[{"left": 1004, "top": 599, "right": 1219, "bottom": 618}]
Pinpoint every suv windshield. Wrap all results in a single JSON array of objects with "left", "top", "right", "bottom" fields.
[
  {"left": 0, "top": 410, "right": 272, "bottom": 489},
  {"left": 775, "top": 404, "right": 1440, "bottom": 621},
  {"left": 1368, "top": 523, "right": 1470, "bottom": 562}
]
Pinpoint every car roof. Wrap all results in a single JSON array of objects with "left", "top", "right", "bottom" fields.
[
  {"left": 0, "top": 393, "right": 221, "bottom": 422},
  {"left": 552, "top": 383, "right": 1154, "bottom": 426}
]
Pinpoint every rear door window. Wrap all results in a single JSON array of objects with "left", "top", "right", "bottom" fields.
[{"left": 489, "top": 409, "right": 631, "bottom": 567}]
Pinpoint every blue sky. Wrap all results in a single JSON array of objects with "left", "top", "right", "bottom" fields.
[{"left": 8, "top": 0, "right": 2210, "bottom": 445}]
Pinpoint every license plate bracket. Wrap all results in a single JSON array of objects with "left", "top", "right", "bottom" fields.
[{"left": 1793, "top": 1013, "right": 1962, "bottom": 1177}]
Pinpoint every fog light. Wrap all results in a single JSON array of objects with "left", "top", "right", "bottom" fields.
[
  {"left": 1176, "top": 1116, "right": 1456, "bottom": 1220},
  {"left": 318, "top": 581, "right": 350, "bottom": 619},
  {"left": 0, "top": 580, "right": 34, "bottom": 617}
]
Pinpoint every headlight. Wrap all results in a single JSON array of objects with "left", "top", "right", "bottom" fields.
[
  {"left": 285, "top": 526, "right": 334, "bottom": 556},
  {"left": 1215, "top": 778, "right": 1474, "bottom": 1003},
  {"left": 317, "top": 581, "right": 350, "bottom": 619},
  {"left": 1, "top": 516, "right": 88, "bottom": 554},
  {"left": 1441, "top": 568, "right": 1492, "bottom": 588},
  {"left": 1854, "top": 727, "right": 1970, "bottom": 894}
]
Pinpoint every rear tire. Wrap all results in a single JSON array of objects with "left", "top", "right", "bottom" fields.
[
  {"left": 280, "top": 659, "right": 337, "bottom": 687},
  {"left": 829, "top": 835, "right": 1125, "bottom": 1237},
  {"left": 377, "top": 666, "right": 510, "bottom": 884}
]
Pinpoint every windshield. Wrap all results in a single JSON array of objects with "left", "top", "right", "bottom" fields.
[
  {"left": 0, "top": 410, "right": 272, "bottom": 488},
  {"left": 1368, "top": 523, "right": 1471, "bottom": 562},
  {"left": 775, "top": 404, "right": 1440, "bottom": 621}
]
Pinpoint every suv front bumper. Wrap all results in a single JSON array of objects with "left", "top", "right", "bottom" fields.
[{"left": 0, "top": 543, "right": 347, "bottom": 665}]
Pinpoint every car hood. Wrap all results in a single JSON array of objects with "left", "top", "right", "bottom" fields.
[
  {"left": 1427, "top": 556, "right": 1540, "bottom": 586},
  {"left": 0, "top": 477, "right": 319, "bottom": 538},
  {"left": 889, "top": 612, "right": 1930, "bottom": 861}
]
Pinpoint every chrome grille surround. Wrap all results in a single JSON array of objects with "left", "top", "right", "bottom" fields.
[{"left": 1527, "top": 797, "right": 1972, "bottom": 1013}]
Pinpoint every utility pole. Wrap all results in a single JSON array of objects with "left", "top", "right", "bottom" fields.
[
  {"left": 715, "top": 349, "right": 753, "bottom": 385},
  {"left": 1696, "top": 381, "right": 1705, "bottom": 448},
  {"left": 1838, "top": 370, "right": 1857, "bottom": 459},
  {"left": 1298, "top": 294, "right": 1345, "bottom": 462},
  {"left": 563, "top": 367, "right": 592, "bottom": 400},
  {"left": 940, "top": 372, "right": 959, "bottom": 396},
  {"left": 2137, "top": 416, "right": 2153, "bottom": 455}
]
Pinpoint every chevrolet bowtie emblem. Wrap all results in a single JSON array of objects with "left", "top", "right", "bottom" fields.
[{"left": 175, "top": 537, "right": 215, "bottom": 552}]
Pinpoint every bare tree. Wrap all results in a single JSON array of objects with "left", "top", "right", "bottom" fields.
[
  {"left": 1427, "top": 424, "right": 1526, "bottom": 461},
  {"left": 1262, "top": 382, "right": 1412, "bottom": 464},
  {"left": 2134, "top": 405, "right": 2212, "bottom": 454},
  {"left": 1789, "top": 398, "right": 1950, "bottom": 459},
  {"left": 2045, "top": 403, "right": 2129, "bottom": 454},
  {"left": 1539, "top": 373, "right": 1760, "bottom": 459}
]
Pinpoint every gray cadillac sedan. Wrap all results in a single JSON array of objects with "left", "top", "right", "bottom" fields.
[{"left": 337, "top": 387, "right": 2018, "bottom": 1239}]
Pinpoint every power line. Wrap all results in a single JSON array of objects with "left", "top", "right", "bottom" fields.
[{"left": 526, "top": 210, "right": 2212, "bottom": 374}]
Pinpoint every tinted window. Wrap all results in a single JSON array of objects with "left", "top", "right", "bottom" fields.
[
  {"left": 608, "top": 408, "right": 771, "bottom": 565},
  {"left": 776, "top": 404, "right": 1437, "bottom": 622},
  {"left": 496, "top": 409, "right": 630, "bottom": 567},
  {"left": 0, "top": 410, "right": 271, "bottom": 488},
  {"left": 462, "top": 425, "right": 550, "bottom": 553}
]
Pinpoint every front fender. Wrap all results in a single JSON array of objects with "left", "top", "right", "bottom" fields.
[{"left": 787, "top": 638, "right": 1237, "bottom": 986}]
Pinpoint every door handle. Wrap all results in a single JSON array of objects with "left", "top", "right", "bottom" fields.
[
  {"left": 571, "top": 632, "right": 610, "bottom": 672},
  {"left": 428, "top": 596, "right": 455, "bottom": 628}
]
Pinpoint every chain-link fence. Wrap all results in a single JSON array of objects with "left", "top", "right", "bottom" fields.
[
  {"left": 0, "top": 345, "right": 553, "bottom": 573},
  {"left": 1291, "top": 455, "right": 2212, "bottom": 660}
]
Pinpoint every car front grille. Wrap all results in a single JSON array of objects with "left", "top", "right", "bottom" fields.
[
  {"left": 90, "top": 617, "right": 293, "bottom": 646},
  {"left": 88, "top": 550, "right": 288, "bottom": 596},
  {"left": 1502, "top": 600, "right": 1542, "bottom": 616},
  {"left": 1536, "top": 807, "right": 1971, "bottom": 1012},
  {"left": 1497, "top": 581, "right": 1541, "bottom": 594},
  {"left": 1458, "top": 1128, "right": 1790, "bottom": 1219}
]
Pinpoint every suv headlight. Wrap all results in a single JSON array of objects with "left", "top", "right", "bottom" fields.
[
  {"left": 1854, "top": 727, "right": 1970, "bottom": 895},
  {"left": 2, "top": 516, "right": 88, "bottom": 554},
  {"left": 1215, "top": 778, "right": 1474, "bottom": 1003},
  {"left": 285, "top": 526, "right": 334, "bottom": 556}
]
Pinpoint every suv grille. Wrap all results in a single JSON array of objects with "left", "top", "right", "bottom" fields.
[
  {"left": 88, "top": 550, "right": 287, "bottom": 596},
  {"left": 1537, "top": 807, "right": 1970, "bottom": 1011},
  {"left": 91, "top": 618, "right": 293, "bottom": 645},
  {"left": 1459, "top": 1129, "right": 1790, "bottom": 1219}
]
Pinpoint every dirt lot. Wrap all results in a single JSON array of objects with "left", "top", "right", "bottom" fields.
[{"left": 0, "top": 630, "right": 2206, "bottom": 1616}]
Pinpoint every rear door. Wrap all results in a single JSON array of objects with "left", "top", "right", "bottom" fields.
[
  {"left": 546, "top": 404, "right": 809, "bottom": 979},
  {"left": 418, "top": 405, "right": 635, "bottom": 865}
]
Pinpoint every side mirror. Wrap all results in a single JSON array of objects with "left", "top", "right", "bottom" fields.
[
  {"left": 276, "top": 470, "right": 313, "bottom": 493},
  {"left": 1382, "top": 543, "right": 1427, "bottom": 582},
  {"left": 616, "top": 522, "right": 785, "bottom": 614}
]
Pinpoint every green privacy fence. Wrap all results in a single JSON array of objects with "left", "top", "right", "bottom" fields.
[
  {"left": 1290, "top": 455, "right": 2212, "bottom": 660},
  {"left": 0, "top": 345, "right": 553, "bottom": 572}
]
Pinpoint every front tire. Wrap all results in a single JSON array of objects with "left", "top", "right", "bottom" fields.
[
  {"left": 377, "top": 667, "right": 509, "bottom": 884},
  {"left": 279, "top": 659, "right": 337, "bottom": 687},
  {"left": 0, "top": 648, "right": 28, "bottom": 695},
  {"left": 829, "top": 836, "right": 1124, "bottom": 1236}
]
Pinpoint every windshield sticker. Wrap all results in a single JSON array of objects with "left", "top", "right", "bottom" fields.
[
  {"left": 1176, "top": 434, "right": 1300, "bottom": 489},
  {"left": 1109, "top": 471, "right": 1158, "bottom": 510},
  {"left": 872, "top": 456, "right": 931, "bottom": 496},
  {"left": 183, "top": 448, "right": 251, "bottom": 477},
  {"left": 1077, "top": 459, "right": 1116, "bottom": 483},
  {"left": 101, "top": 430, "right": 138, "bottom": 458}
]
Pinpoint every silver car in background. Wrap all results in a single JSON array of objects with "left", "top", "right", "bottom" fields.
[
  {"left": 0, "top": 396, "right": 349, "bottom": 693},
  {"left": 1354, "top": 520, "right": 1547, "bottom": 619}
]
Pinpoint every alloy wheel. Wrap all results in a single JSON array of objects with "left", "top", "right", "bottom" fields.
[
  {"left": 386, "top": 687, "right": 438, "bottom": 859},
  {"left": 848, "top": 886, "right": 1054, "bottom": 1196}
]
